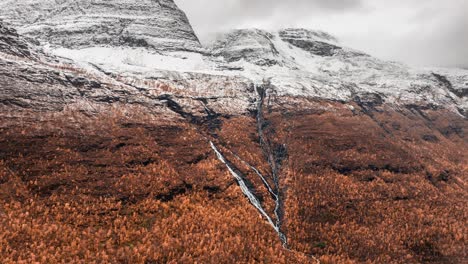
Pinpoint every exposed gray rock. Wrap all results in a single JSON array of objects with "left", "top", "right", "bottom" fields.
[
  {"left": 279, "top": 28, "right": 342, "bottom": 56},
  {"left": 432, "top": 72, "right": 468, "bottom": 98},
  {"left": 0, "top": 59, "right": 79, "bottom": 110},
  {"left": 353, "top": 92, "right": 384, "bottom": 108},
  {"left": 0, "top": 20, "right": 32, "bottom": 57},
  {"left": 279, "top": 28, "right": 368, "bottom": 58}
]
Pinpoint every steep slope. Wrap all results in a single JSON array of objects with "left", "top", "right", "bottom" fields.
[
  {"left": 0, "top": 20, "right": 253, "bottom": 125},
  {"left": 0, "top": 0, "right": 202, "bottom": 53},
  {"left": 0, "top": 4, "right": 467, "bottom": 263}
]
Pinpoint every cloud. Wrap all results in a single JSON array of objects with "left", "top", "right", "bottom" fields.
[
  {"left": 176, "top": 0, "right": 364, "bottom": 39},
  {"left": 175, "top": 0, "right": 468, "bottom": 67},
  {"left": 221, "top": 0, "right": 363, "bottom": 13},
  {"left": 178, "top": 0, "right": 362, "bottom": 19},
  {"left": 341, "top": 0, "right": 468, "bottom": 67}
]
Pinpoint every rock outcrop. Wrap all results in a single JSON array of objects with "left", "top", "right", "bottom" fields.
[
  {"left": 0, "top": 20, "right": 33, "bottom": 57},
  {"left": 279, "top": 28, "right": 343, "bottom": 57}
]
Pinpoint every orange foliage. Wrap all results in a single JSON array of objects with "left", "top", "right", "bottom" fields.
[{"left": 0, "top": 101, "right": 466, "bottom": 263}]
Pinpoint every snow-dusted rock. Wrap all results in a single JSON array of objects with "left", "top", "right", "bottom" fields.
[
  {"left": 0, "top": 1, "right": 467, "bottom": 118},
  {"left": 279, "top": 28, "right": 344, "bottom": 57},
  {"left": 210, "top": 29, "right": 284, "bottom": 67},
  {"left": 0, "top": 0, "right": 202, "bottom": 53},
  {"left": 206, "top": 28, "right": 467, "bottom": 116},
  {"left": 0, "top": 20, "right": 253, "bottom": 116}
]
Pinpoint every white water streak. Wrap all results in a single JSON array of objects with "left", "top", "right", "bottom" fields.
[
  {"left": 231, "top": 152, "right": 277, "bottom": 199},
  {"left": 210, "top": 141, "right": 279, "bottom": 233}
]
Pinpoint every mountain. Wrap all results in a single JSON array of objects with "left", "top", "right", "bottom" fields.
[
  {"left": 0, "top": 0, "right": 202, "bottom": 53},
  {"left": 3, "top": 11, "right": 465, "bottom": 117},
  {"left": 209, "top": 28, "right": 467, "bottom": 113},
  {"left": 1, "top": 0, "right": 465, "bottom": 117},
  {"left": 0, "top": 1, "right": 467, "bottom": 263}
]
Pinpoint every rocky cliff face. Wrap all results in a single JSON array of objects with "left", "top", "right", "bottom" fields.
[
  {"left": 279, "top": 28, "right": 344, "bottom": 57},
  {"left": 0, "top": 20, "right": 33, "bottom": 58},
  {"left": 0, "top": 0, "right": 202, "bottom": 53}
]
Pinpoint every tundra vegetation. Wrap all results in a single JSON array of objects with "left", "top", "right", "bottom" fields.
[{"left": 0, "top": 97, "right": 466, "bottom": 263}]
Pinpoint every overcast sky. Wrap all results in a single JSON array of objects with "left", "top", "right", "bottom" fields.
[{"left": 176, "top": 0, "right": 468, "bottom": 68}]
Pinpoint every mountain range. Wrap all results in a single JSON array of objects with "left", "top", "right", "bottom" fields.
[{"left": 0, "top": 1, "right": 466, "bottom": 263}]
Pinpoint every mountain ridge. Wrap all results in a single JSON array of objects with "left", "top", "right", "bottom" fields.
[
  {"left": 0, "top": 0, "right": 202, "bottom": 53},
  {"left": 0, "top": 14, "right": 467, "bottom": 118}
]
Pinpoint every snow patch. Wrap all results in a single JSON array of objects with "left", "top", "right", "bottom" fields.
[{"left": 51, "top": 47, "right": 209, "bottom": 74}]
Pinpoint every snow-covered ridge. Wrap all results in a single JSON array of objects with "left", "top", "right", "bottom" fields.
[
  {"left": 39, "top": 27, "right": 468, "bottom": 116},
  {"left": 0, "top": 1, "right": 467, "bottom": 116}
]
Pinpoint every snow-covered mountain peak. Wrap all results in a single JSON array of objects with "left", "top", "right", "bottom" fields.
[
  {"left": 0, "top": 0, "right": 202, "bottom": 53},
  {"left": 210, "top": 29, "right": 283, "bottom": 67},
  {"left": 209, "top": 28, "right": 367, "bottom": 68}
]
